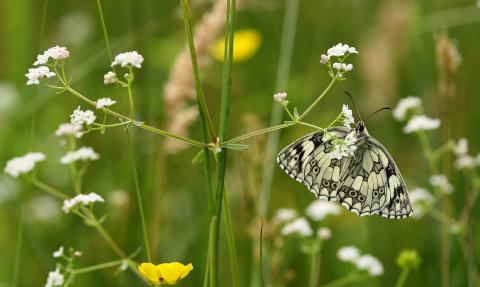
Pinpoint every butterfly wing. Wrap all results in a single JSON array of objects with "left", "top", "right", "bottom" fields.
[
  {"left": 336, "top": 135, "right": 413, "bottom": 219},
  {"left": 277, "top": 127, "right": 350, "bottom": 200}
]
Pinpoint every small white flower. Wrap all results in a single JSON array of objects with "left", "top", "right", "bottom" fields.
[
  {"left": 348, "top": 47, "right": 358, "bottom": 54},
  {"left": 306, "top": 200, "right": 341, "bottom": 220},
  {"left": 33, "top": 54, "right": 50, "bottom": 66},
  {"left": 281, "top": 217, "right": 313, "bottom": 237},
  {"left": 53, "top": 246, "right": 64, "bottom": 258},
  {"left": 455, "top": 155, "right": 476, "bottom": 169},
  {"left": 274, "top": 208, "right": 298, "bottom": 223},
  {"left": 337, "top": 246, "right": 360, "bottom": 262},
  {"left": 329, "top": 131, "right": 358, "bottom": 160},
  {"left": 95, "top": 97, "right": 116, "bottom": 109},
  {"left": 342, "top": 104, "right": 355, "bottom": 128},
  {"left": 111, "top": 51, "right": 144, "bottom": 68},
  {"left": 342, "top": 63, "right": 353, "bottom": 71},
  {"left": 429, "top": 174, "right": 453, "bottom": 194},
  {"left": 120, "top": 260, "right": 129, "bottom": 271},
  {"left": 273, "top": 92, "right": 287, "bottom": 103},
  {"left": 60, "top": 147, "right": 100, "bottom": 165},
  {"left": 103, "top": 71, "right": 117, "bottom": 85},
  {"left": 62, "top": 192, "right": 105, "bottom": 213},
  {"left": 34, "top": 46, "right": 70, "bottom": 66},
  {"left": 327, "top": 43, "right": 350, "bottom": 57},
  {"left": 70, "top": 106, "right": 96, "bottom": 126},
  {"left": 320, "top": 54, "right": 330, "bottom": 64},
  {"left": 409, "top": 187, "right": 435, "bottom": 219},
  {"left": 403, "top": 115, "right": 441, "bottom": 133},
  {"left": 4, "top": 152, "right": 46, "bottom": 177},
  {"left": 45, "top": 268, "right": 64, "bottom": 287},
  {"left": 55, "top": 123, "right": 83, "bottom": 138},
  {"left": 355, "top": 254, "right": 383, "bottom": 276},
  {"left": 73, "top": 250, "right": 83, "bottom": 257},
  {"left": 317, "top": 227, "right": 332, "bottom": 240},
  {"left": 454, "top": 138, "right": 468, "bottom": 155},
  {"left": 392, "top": 96, "right": 422, "bottom": 121},
  {"left": 332, "top": 62, "right": 342, "bottom": 70},
  {"left": 25, "top": 66, "right": 56, "bottom": 85}
]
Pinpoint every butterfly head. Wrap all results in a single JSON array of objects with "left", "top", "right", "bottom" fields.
[{"left": 355, "top": 121, "right": 367, "bottom": 135}]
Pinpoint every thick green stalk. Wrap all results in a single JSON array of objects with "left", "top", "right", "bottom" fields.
[
  {"left": 126, "top": 131, "right": 152, "bottom": 262},
  {"left": 223, "top": 190, "right": 240, "bottom": 287},
  {"left": 71, "top": 259, "right": 125, "bottom": 274},
  {"left": 179, "top": 0, "right": 217, "bottom": 142},
  {"left": 395, "top": 269, "right": 410, "bottom": 287},
  {"left": 213, "top": 0, "right": 236, "bottom": 285}
]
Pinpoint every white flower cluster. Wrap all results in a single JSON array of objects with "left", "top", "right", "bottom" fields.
[
  {"left": 393, "top": 96, "right": 441, "bottom": 133},
  {"left": 62, "top": 192, "right": 105, "bottom": 213},
  {"left": 276, "top": 200, "right": 341, "bottom": 239},
  {"left": 306, "top": 200, "right": 342, "bottom": 220},
  {"left": 342, "top": 104, "right": 355, "bottom": 128},
  {"left": 111, "top": 51, "right": 144, "bottom": 68},
  {"left": 26, "top": 46, "right": 70, "bottom": 86},
  {"left": 403, "top": 115, "right": 441, "bottom": 133},
  {"left": 273, "top": 92, "right": 288, "bottom": 103},
  {"left": 95, "top": 97, "right": 116, "bottom": 109},
  {"left": 55, "top": 123, "right": 83, "bottom": 138},
  {"left": 320, "top": 43, "right": 358, "bottom": 76},
  {"left": 45, "top": 268, "right": 64, "bottom": 287},
  {"left": 103, "top": 71, "right": 117, "bottom": 85},
  {"left": 60, "top": 147, "right": 99, "bottom": 165},
  {"left": 429, "top": 174, "right": 453, "bottom": 194},
  {"left": 409, "top": 187, "right": 435, "bottom": 219},
  {"left": 392, "top": 96, "right": 422, "bottom": 121},
  {"left": 25, "top": 66, "right": 56, "bottom": 85},
  {"left": 452, "top": 138, "right": 480, "bottom": 170},
  {"left": 53, "top": 246, "right": 64, "bottom": 258},
  {"left": 34, "top": 46, "right": 70, "bottom": 65},
  {"left": 337, "top": 246, "right": 384, "bottom": 276},
  {"left": 4, "top": 152, "right": 46, "bottom": 177},
  {"left": 329, "top": 131, "right": 358, "bottom": 160},
  {"left": 70, "top": 106, "right": 96, "bottom": 126}
]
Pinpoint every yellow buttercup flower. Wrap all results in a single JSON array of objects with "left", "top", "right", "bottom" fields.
[
  {"left": 212, "top": 29, "right": 262, "bottom": 63},
  {"left": 138, "top": 262, "right": 193, "bottom": 286}
]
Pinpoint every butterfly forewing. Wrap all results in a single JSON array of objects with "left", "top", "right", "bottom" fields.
[
  {"left": 277, "top": 127, "right": 350, "bottom": 199},
  {"left": 277, "top": 126, "right": 413, "bottom": 219}
]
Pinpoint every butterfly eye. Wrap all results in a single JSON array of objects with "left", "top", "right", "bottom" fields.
[
  {"left": 322, "top": 180, "right": 330, "bottom": 187},
  {"left": 358, "top": 195, "right": 365, "bottom": 202},
  {"left": 349, "top": 190, "right": 357, "bottom": 197},
  {"left": 331, "top": 182, "right": 338, "bottom": 189},
  {"left": 379, "top": 187, "right": 385, "bottom": 194}
]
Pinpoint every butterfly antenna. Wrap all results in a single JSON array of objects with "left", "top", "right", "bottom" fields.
[
  {"left": 344, "top": 91, "right": 363, "bottom": 121},
  {"left": 364, "top": 107, "right": 392, "bottom": 122}
]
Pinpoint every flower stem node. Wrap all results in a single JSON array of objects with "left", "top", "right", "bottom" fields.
[
  {"left": 138, "top": 262, "right": 193, "bottom": 286},
  {"left": 396, "top": 249, "right": 421, "bottom": 271}
]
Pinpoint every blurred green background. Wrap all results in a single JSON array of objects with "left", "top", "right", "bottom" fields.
[{"left": 1, "top": 0, "right": 479, "bottom": 286}]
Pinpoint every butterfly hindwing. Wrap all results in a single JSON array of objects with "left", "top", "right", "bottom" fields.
[
  {"left": 277, "top": 127, "right": 350, "bottom": 199},
  {"left": 336, "top": 136, "right": 412, "bottom": 219}
]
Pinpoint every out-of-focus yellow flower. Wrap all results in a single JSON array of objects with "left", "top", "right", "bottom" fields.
[
  {"left": 138, "top": 262, "right": 193, "bottom": 286},
  {"left": 212, "top": 29, "right": 262, "bottom": 62}
]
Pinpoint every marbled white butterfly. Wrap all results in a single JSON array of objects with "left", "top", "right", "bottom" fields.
[{"left": 277, "top": 120, "right": 413, "bottom": 219}]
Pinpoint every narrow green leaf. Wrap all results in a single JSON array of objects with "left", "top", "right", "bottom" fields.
[
  {"left": 223, "top": 143, "right": 250, "bottom": 151},
  {"left": 192, "top": 149, "right": 206, "bottom": 164}
]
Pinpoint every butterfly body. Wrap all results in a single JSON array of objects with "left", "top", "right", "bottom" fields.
[{"left": 277, "top": 121, "right": 413, "bottom": 219}]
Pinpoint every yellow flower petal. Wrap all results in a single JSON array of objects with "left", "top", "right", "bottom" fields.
[
  {"left": 138, "top": 263, "right": 161, "bottom": 285},
  {"left": 156, "top": 262, "right": 193, "bottom": 285},
  {"left": 212, "top": 29, "right": 262, "bottom": 63}
]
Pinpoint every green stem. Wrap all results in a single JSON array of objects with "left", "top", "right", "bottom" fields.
[
  {"left": 322, "top": 272, "right": 368, "bottom": 287},
  {"left": 71, "top": 259, "right": 125, "bottom": 274},
  {"left": 259, "top": 218, "right": 265, "bottom": 287},
  {"left": 64, "top": 86, "right": 206, "bottom": 148},
  {"left": 298, "top": 78, "right": 337, "bottom": 121},
  {"left": 395, "top": 269, "right": 410, "bottom": 287},
  {"left": 95, "top": 0, "right": 114, "bottom": 63},
  {"left": 179, "top": 0, "right": 217, "bottom": 142},
  {"left": 209, "top": 217, "right": 217, "bottom": 287},
  {"left": 127, "top": 67, "right": 136, "bottom": 119},
  {"left": 223, "top": 190, "right": 240, "bottom": 287},
  {"left": 213, "top": 0, "right": 236, "bottom": 285},
  {"left": 309, "top": 249, "right": 320, "bottom": 287},
  {"left": 29, "top": 178, "right": 68, "bottom": 199},
  {"left": 125, "top": 131, "right": 152, "bottom": 262},
  {"left": 11, "top": 206, "right": 24, "bottom": 287},
  {"left": 222, "top": 123, "right": 293, "bottom": 145}
]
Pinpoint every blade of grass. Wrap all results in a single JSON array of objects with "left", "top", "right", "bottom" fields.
[
  {"left": 213, "top": 0, "right": 236, "bottom": 285},
  {"left": 223, "top": 189, "right": 240, "bottom": 287},
  {"left": 95, "top": 0, "right": 114, "bottom": 63}
]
